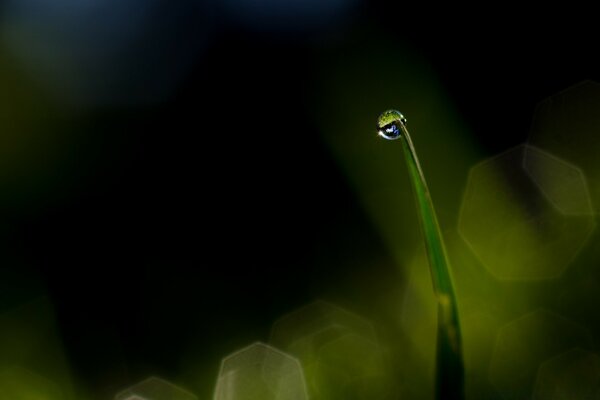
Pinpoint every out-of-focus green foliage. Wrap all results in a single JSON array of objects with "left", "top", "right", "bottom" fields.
[{"left": 0, "top": 298, "right": 78, "bottom": 400}]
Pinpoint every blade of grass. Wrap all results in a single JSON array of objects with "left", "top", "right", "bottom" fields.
[{"left": 378, "top": 110, "right": 465, "bottom": 400}]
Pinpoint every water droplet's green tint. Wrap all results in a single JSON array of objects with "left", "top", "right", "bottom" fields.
[{"left": 377, "top": 109, "right": 406, "bottom": 140}]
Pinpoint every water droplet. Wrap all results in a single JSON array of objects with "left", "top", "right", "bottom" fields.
[{"left": 377, "top": 109, "right": 406, "bottom": 140}]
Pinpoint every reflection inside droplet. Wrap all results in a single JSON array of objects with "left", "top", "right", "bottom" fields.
[{"left": 377, "top": 109, "right": 406, "bottom": 140}]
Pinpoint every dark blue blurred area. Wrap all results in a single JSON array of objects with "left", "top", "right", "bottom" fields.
[
  {"left": 221, "top": 0, "right": 357, "bottom": 31},
  {"left": 2, "top": 0, "right": 213, "bottom": 105},
  {"left": 0, "top": 0, "right": 359, "bottom": 106}
]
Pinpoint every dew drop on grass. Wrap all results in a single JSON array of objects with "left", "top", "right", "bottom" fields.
[{"left": 377, "top": 109, "right": 407, "bottom": 140}]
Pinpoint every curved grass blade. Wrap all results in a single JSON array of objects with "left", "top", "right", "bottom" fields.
[{"left": 378, "top": 110, "right": 465, "bottom": 400}]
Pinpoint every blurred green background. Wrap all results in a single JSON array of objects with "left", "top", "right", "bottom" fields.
[{"left": 1, "top": 1, "right": 600, "bottom": 399}]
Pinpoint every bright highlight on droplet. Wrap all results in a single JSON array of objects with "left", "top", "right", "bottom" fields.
[{"left": 377, "top": 109, "right": 406, "bottom": 140}]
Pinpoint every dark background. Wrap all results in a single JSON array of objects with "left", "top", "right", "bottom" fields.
[{"left": 0, "top": 1, "right": 598, "bottom": 398}]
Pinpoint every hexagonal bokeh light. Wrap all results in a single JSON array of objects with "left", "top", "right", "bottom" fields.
[
  {"left": 489, "top": 310, "right": 593, "bottom": 399},
  {"left": 213, "top": 342, "right": 308, "bottom": 400},
  {"left": 523, "top": 145, "right": 594, "bottom": 216},
  {"left": 270, "top": 301, "right": 376, "bottom": 347},
  {"left": 115, "top": 377, "right": 197, "bottom": 400},
  {"left": 528, "top": 80, "right": 600, "bottom": 213},
  {"left": 270, "top": 301, "right": 392, "bottom": 399},
  {"left": 459, "top": 144, "right": 595, "bottom": 280},
  {"left": 534, "top": 348, "right": 600, "bottom": 400}
]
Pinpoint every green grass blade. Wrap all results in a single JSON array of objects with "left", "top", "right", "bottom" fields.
[{"left": 378, "top": 110, "right": 465, "bottom": 399}]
